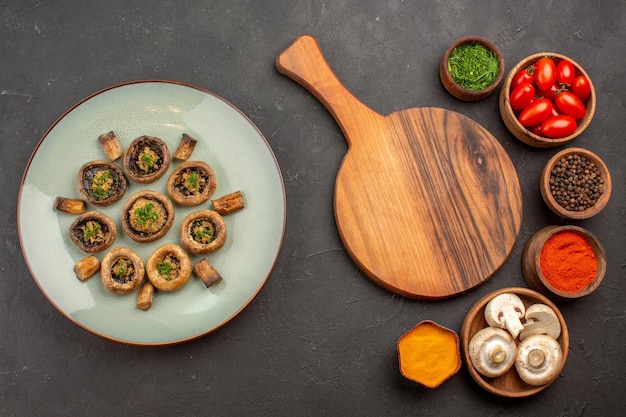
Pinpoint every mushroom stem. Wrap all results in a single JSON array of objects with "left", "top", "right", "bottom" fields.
[
  {"left": 528, "top": 349, "right": 546, "bottom": 368},
  {"left": 501, "top": 308, "right": 525, "bottom": 339},
  {"left": 492, "top": 347, "right": 507, "bottom": 364},
  {"left": 484, "top": 293, "right": 526, "bottom": 339}
]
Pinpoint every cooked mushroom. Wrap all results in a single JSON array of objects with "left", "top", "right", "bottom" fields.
[
  {"left": 74, "top": 255, "right": 101, "bottom": 281},
  {"left": 166, "top": 161, "right": 217, "bottom": 206},
  {"left": 484, "top": 293, "right": 526, "bottom": 339},
  {"left": 69, "top": 211, "right": 117, "bottom": 253},
  {"left": 123, "top": 135, "right": 170, "bottom": 184},
  {"left": 468, "top": 327, "right": 517, "bottom": 378},
  {"left": 519, "top": 304, "right": 562, "bottom": 341},
  {"left": 146, "top": 244, "right": 192, "bottom": 292},
  {"left": 77, "top": 160, "right": 127, "bottom": 206},
  {"left": 54, "top": 197, "right": 87, "bottom": 214},
  {"left": 136, "top": 282, "right": 155, "bottom": 311},
  {"left": 173, "top": 133, "right": 197, "bottom": 161},
  {"left": 179, "top": 210, "right": 227, "bottom": 254},
  {"left": 193, "top": 258, "right": 223, "bottom": 287},
  {"left": 98, "top": 131, "right": 123, "bottom": 161},
  {"left": 121, "top": 190, "right": 175, "bottom": 243},
  {"left": 212, "top": 191, "right": 244, "bottom": 214},
  {"left": 100, "top": 247, "right": 145, "bottom": 295},
  {"left": 515, "top": 334, "right": 563, "bottom": 386}
]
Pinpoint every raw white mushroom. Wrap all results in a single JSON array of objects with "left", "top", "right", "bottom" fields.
[
  {"left": 515, "top": 334, "right": 563, "bottom": 386},
  {"left": 519, "top": 304, "right": 562, "bottom": 341},
  {"left": 484, "top": 293, "right": 526, "bottom": 339},
  {"left": 468, "top": 327, "right": 517, "bottom": 378}
]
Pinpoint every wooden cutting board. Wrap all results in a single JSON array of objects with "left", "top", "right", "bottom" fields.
[{"left": 276, "top": 35, "right": 523, "bottom": 299}]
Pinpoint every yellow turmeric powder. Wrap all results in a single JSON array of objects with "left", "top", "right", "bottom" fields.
[{"left": 398, "top": 321, "right": 460, "bottom": 388}]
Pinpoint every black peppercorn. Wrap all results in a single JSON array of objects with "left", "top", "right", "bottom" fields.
[{"left": 549, "top": 154, "right": 604, "bottom": 211}]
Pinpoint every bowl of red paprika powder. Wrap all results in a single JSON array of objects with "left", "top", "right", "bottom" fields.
[{"left": 521, "top": 225, "right": 606, "bottom": 301}]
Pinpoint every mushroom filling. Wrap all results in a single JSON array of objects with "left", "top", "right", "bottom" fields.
[
  {"left": 110, "top": 257, "right": 136, "bottom": 285},
  {"left": 127, "top": 198, "right": 168, "bottom": 235},
  {"left": 173, "top": 168, "right": 207, "bottom": 196},
  {"left": 156, "top": 254, "right": 181, "bottom": 282},
  {"left": 74, "top": 219, "right": 107, "bottom": 248},
  {"left": 128, "top": 142, "right": 163, "bottom": 175},
  {"left": 83, "top": 167, "right": 122, "bottom": 202},
  {"left": 190, "top": 219, "right": 217, "bottom": 244}
]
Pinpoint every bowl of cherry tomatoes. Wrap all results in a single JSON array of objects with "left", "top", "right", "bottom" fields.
[{"left": 499, "top": 53, "right": 595, "bottom": 148}]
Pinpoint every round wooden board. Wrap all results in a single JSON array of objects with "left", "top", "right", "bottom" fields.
[{"left": 277, "top": 35, "right": 522, "bottom": 299}]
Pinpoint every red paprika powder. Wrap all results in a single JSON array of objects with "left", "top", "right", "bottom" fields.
[{"left": 539, "top": 231, "right": 597, "bottom": 293}]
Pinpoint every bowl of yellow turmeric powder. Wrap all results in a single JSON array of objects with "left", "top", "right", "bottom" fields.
[
  {"left": 397, "top": 320, "right": 461, "bottom": 388},
  {"left": 522, "top": 225, "right": 606, "bottom": 301}
]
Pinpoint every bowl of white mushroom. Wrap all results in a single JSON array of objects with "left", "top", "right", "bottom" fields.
[{"left": 460, "top": 287, "right": 569, "bottom": 397}]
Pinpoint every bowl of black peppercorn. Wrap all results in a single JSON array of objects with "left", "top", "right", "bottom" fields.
[{"left": 540, "top": 147, "right": 612, "bottom": 220}]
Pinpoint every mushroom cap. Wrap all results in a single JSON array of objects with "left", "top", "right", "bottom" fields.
[
  {"left": 146, "top": 243, "right": 192, "bottom": 292},
  {"left": 100, "top": 247, "right": 145, "bottom": 295},
  {"left": 166, "top": 160, "right": 218, "bottom": 206},
  {"left": 123, "top": 135, "right": 171, "bottom": 184},
  {"left": 519, "top": 303, "right": 562, "bottom": 340},
  {"left": 515, "top": 334, "right": 563, "bottom": 386},
  {"left": 468, "top": 327, "right": 517, "bottom": 378},
  {"left": 484, "top": 293, "right": 526, "bottom": 339},
  {"left": 121, "top": 190, "right": 175, "bottom": 243},
  {"left": 77, "top": 160, "right": 127, "bottom": 206},
  {"left": 179, "top": 209, "right": 227, "bottom": 254},
  {"left": 69, "top": 211, "right": 117, "bottom": 253}
]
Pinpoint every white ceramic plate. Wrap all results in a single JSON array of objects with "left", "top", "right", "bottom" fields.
[{"left": 18, "top": 80, "right": 286, "bottom": 345}]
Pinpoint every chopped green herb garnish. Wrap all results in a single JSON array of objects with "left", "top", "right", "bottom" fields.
[
  {"left": 141, "top": 152, "right": 156, "bottom": 168},
  {"left": 111, "top": 258, "right": 133, "bottom": 282},
  {"left": 194, "top": 226, "right": 214, "bottom": 243},
  {"left": 447, "top": 42, "right": 499, "bottom": 90},
  {"left": 115, "top": 265, "right": 125, "bottom": 279},
  {"left": 83, "top": 221, "right": 101, "bottom": 240},
  {"left": 187, "top": 171, "right": 199, "bottom": 190},
  {"left": 157, "top": 260, "right": 173, "bottom": 276},
  {"left": 134, "top": 202, "right": 159, "bottom": 226},
  {"left": 92, "top": 170, "right": 113, "bottom": 200}
]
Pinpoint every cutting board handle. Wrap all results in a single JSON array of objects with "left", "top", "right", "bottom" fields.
[{"left": 276, "top": 35, "right": 379, "bottom": 145}]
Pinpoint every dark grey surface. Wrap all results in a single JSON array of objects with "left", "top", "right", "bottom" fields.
[{"left": 2, "top": 1, "right": 625, "bottom": 416}]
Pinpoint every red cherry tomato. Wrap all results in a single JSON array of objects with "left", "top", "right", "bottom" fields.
[
  {"left": 571, "top": 75, "right": 591, "bottom": 101},
  {"left": 556, "top": 60, "right": 576, "bottom": 85},
  {"left": 555, "top": 91, "right": 586, "bottom": 120},
  {"left": 534, "top": 57, "right": 557, "bottom": 91},
  {"left": 511, "top": 67, "right": 535, "bottom": 91},
  {"left": 541, "top": 115, "right": 578, "bottom": 138},
  {"left": 518, "top": 98, "right": 554, "bottom": 127},
  {"left": 510, "top": 83, "right": 535, "bottom": 111},
  {"left": 529, "top": 125, "right": 543, "bottom": 136},
  {"left": 537, "top": 83, "right": 559, "bottom": 101}
]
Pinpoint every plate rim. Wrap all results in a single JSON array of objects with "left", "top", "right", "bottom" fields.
[{"left": 16, "top": 79, "right": 287, "bottom": 346}]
